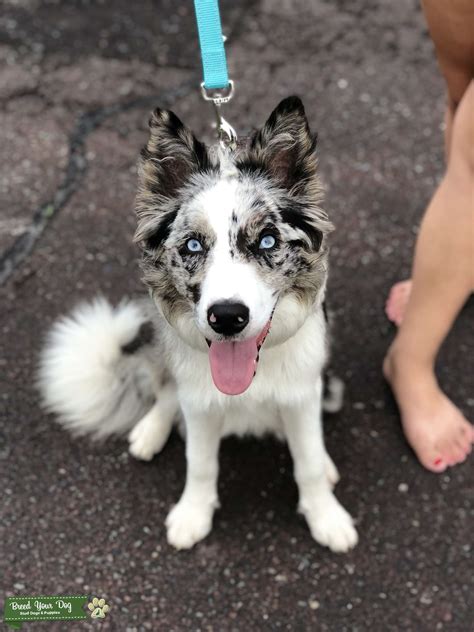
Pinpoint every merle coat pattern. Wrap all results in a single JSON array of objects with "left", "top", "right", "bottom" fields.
[{"left": 39, "top": 97, "right": 358, "bottom": 552}]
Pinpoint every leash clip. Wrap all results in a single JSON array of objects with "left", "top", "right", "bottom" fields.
[
  {"left": 200, "top": 80, "right": 237, "bottom": 149},
  {"left": 200, "top": 79, "right": 234, "bottom": 104}
]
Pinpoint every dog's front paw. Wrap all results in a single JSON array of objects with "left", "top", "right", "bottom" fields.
[
  {"left": 166, "top": 500, "right": 215, "bottom": 550},
  {"left": 302, "top": 496, "right": 358, "bottom": 553}
]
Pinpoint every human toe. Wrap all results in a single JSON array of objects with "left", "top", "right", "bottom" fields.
[
  {"left": 443, "top": 441, "right": 468, "bottom": 466},
  {"left": 414, "top": 443, "right": 448, "bottom": 473}
]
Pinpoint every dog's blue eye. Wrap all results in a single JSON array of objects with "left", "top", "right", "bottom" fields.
[
  {"left": 186, "top": 238, "right": 203, "bottom": 253},
  {"left": 259, "top": 235, "right": 276, "bottom": 250}
]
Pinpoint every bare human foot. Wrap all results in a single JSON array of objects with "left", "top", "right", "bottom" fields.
[
  {"left": 383, "top": 347, "right": 474, "bottom": 472},
  {"left": 385, "top": 280, "right": 412, "bottom": 326}
]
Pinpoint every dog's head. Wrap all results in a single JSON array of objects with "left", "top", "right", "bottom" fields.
[{"left": 135, "top": 96, "right": 333, "bottom": 395}]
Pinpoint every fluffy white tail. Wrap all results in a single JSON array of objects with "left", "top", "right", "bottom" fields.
[{"left": 38, "top": 298, "right": 156, "bottom": 439}]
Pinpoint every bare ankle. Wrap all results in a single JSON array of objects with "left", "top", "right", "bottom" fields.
[
  {"left": 386, "top": 338, "right": 435, "bottom": 373},
  {"left": 384, "top": 342, "right": 436, "bottom": 389}
]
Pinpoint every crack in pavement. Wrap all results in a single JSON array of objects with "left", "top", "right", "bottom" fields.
[{"left": 0, "top": 80, "right": 198, "bottom": 286}]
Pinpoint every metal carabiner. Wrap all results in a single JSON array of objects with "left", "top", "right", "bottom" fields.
[{"left": 200, "top": 80, "right": 237, "bottom": 149}]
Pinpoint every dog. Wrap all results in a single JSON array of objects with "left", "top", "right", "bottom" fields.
[{"left": 39, "top": 96, "right": 358, "bottom": 552}]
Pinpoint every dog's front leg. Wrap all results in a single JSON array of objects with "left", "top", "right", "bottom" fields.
[
  {"left": 280, "top": 378, "right": 358, "bottom": 553},
  {"left": 166, "top": 402, "right": 221, "bottom": 550}
]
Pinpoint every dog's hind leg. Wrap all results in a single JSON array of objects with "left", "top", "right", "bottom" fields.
[
  {"left": 324, "top": 452, "right": 340, "bottom": 488},
  {"left": 128, "top": 381, "right": 178, "bottom": 461},
  {"left": 323, "top": 372, "right": 345, "bottom": 414}
]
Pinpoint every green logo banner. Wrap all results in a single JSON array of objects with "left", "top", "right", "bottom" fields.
[{"left": 3, "top": 595, "right": 88, "bottom": 629}]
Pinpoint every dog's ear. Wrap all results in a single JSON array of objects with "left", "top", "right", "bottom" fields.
[
  {"left": 243, "top": 96, "right": 318, "bottom": 196},
  {"left": 139, "top": 108, "right": 211, "bottom": 200},
  {"left": 242, "top": 97, "right": 332, "bottom": 250},
  {"left": 135, "top": 109, "right": 213, "bottom": 250}
]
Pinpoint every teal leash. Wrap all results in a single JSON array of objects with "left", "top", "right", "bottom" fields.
[
  {"left": 193, "top": 0, "right": 237, "bottom": 147},
  {"left": 193, "top": 0, "right": 229, "bottom": 90}
]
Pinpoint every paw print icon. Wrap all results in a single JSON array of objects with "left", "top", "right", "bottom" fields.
[{"left": 87, "top": 597, "right": 110, "bottom": 619}]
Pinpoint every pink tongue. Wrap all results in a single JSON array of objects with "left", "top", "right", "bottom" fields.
[{"left": 209, "top": 336, "right": 259, "bottom": 395}]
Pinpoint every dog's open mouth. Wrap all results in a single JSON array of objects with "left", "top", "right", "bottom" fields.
[{"left": 207, "top": 320, "right": 272, "bottom": 395}]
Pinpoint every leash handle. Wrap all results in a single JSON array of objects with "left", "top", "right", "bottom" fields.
[{"left": 193, "top": 0, "right": 237, "bottom": 148}]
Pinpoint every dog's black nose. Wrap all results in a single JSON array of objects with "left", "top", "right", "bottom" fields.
[{"left": 207, "top": 302, "right": 249, "bottom": 336}]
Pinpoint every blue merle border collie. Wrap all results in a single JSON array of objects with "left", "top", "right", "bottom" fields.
[{"left": 39, "top": 97, "right": 358, "bottom": 552}]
